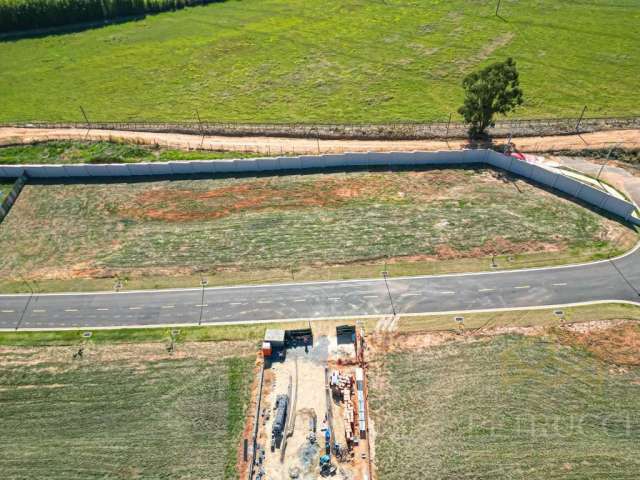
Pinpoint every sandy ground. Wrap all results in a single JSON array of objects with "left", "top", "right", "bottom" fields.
[
  {"left": 0, "top": 127, "right": 638, "bottom": 155},
  {"left": 257, "top": 336, "right": 365, "bottom": 480}
]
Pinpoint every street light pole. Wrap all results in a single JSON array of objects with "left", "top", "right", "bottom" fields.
[
  {"left": 16, "top": 274, "right": 35, "bottom": 331},
  {"left": 199, "top": 277, "right": 208, "bottom": 326},
  {"left": 382, "top": 270, "right": 396, "bottom": 316}
]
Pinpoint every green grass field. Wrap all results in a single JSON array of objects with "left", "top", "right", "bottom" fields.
[
  {"left": 0, "top": 341, "right": 254, "bottom": 479},
  {"left": 0, "top": 0, "right": 638, "bottom": 122},
  {"left": 0, "top": 179, "right": 15, "bottom": 201},
  {"left": 369, "top": 327, "right": 640, "bottom": 479},
  {"left": 0, "top": 141, "right": 262, "bottom": 165},
  {"left": 0, "top": 168, "right": 634, "bottom": 292}
]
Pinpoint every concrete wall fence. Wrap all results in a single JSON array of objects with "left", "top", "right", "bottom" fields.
[
  {"left": 0, "top": 173, "right": 28, "bottom": 224},
  {"left": 0, "top": 150, "right": 637, "bottom": 225}
]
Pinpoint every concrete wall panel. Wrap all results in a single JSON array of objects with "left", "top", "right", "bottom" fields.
[
  {"left": 486, "top": 151, "right": 511, "bottom": 170},
  {"left": 257, "top": 158, "right": 280, "bottom": 171},
  {"left": 554, "top": 175, "right": 582, "bottom": 197},
  {"left": 125, "top": 163, "right": 153, "bottom": 176},
  {"left": 295, "top": 155, "right": 321, "bottom": 169},
  {"left": 529, "top": 164, "right": 558, "bottom": 188},
  {"left": 508, "top": 158, "right": 534, "bottom": 177},
  {"left": 168, "top": 162, "right": 194, "bottom": 174},
  {"left": 364, "top": 152, "right": 391, "bottom": 166},
  {"left": 0, "top": 166, "right": 24, "bottom": 178},
  {"left": 147, "top": 162, "right": 173, "bottom": 175},
  {"left": 602, "top": 196, "right": 635, "bottom": 218},
  {"left": 322, "top": 154, "right": 348, "bottom": 168},
  {"left": 2, "top": 150, "right": 636, "bottom": 225},
  {"left": 576, "top": 184, "right": 610, "bottom": 208},
  {"left": 278, "top": 156, "right": 303, "bottom": 170},
  {"left": 62, "top": 165, "right": 89, "bottom": 177},
  {"left": 84, "top": 164, "right": 111, "bottom": 177}
]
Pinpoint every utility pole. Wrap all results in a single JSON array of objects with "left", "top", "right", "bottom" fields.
[
  {"left": 199, "top": 277, "right": 208, "bottom": 326},
  {"left": 575, "top": 105, "right": 587, "bottom": 133},
  {"left": 381, "top": 270, "right": 396, "bottom": 316},
  {"left": 15, "top": 274, "right": 36, "bottom": 331},
  {"left": 596, "top": 142, "right": 621, "bottom": 181},
  {"left": 79, "top": 105, "right": 91, "bottom": 139},
  {"left": 445, "top": 113, "right": 452, "bottom": 140},
  {"left": 196, "top": 108, "right": 205, "bottom": 148}
]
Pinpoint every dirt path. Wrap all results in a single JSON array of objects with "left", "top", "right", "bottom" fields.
[{"left": 1, "top": 127, "right": 638, "bottom": 155}]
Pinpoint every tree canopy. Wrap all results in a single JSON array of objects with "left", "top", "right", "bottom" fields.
[{"left": 458, "top": 57, "right": 524, "bottom": 136}]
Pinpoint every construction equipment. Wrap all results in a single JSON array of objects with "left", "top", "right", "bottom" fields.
[
  {"left": 319, "top": 454, "right": 337, "bottom": 477},
  {"left": 271, "top": 394, "right": 289, "bottom": 451},
  {"left": 308, "top": 409, "right": 317, "bottom": 444}
]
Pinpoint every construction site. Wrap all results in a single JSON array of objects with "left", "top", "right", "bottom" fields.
[{"left": 244, "top": 323, "right": 373, "bottom": 480}]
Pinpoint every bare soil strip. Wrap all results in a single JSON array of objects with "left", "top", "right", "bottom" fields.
[{"left": 1, "top": 127, "right": 638, "bottom": 156}]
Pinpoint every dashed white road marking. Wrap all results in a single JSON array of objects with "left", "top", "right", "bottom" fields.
[
  {"left": 552, "top": 283, "right": 567, "bottom": 287},
  {"left": 128, "top": 307, "right": 142, "bottom": 310},
  {"left": 230, "top": 302, "right": 243, "bottom": 306},
  {"left": 1, "top": 310, "right": 15, "bottom": 313},
  {"left": 161, "top": 305, "right": 175, "bottom": 309},
  {"left": 64, "top": 309, "right": 78, "bottom": 312},
  {"left": 440, "top": 291, "right": 456, "bottom": 295},
  {"left": 96, "top": 308, "right": 109, "bottom": 311},
  {"left": 195, "top": 304, "right": 208, "bottom": 307},
  {"left": 293, "top": 299, "right": 306, "bottom": 303},
  {"left": 363, "top": 295, "right": 379, "bottom": 299},
  {"left": 32, "top": 309, "right": 46, "bottom": 313},
  {"left": 329, "top": 297, "right": 341, "bottom": 301},
  {"left": 401, "top": 293, "right": 421, "bottom": 297},
  {"left": 514, "top": 285, "right": 530, "bottom": 289},
  {"left": 478, "top": 288, "right": 495, "bottom": 293}
]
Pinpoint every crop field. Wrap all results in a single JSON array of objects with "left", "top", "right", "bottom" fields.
[
  {"left": 0, "top": 168, "right": 634, "bottom": 292},
  {"left": 0, "top": 341, "right": 254, "bottom": 479},
  {"left": 0, "top": 141, "right": 261, "bottom": 165},
  {"left": 1, "top": 0, "right": 638, "bottom": 122},
  {"left": 0, "top": 0, "right": 219, "bottom": 32},
  {"left": 369, "top": 324, "right": 640, "bottom": 479}
]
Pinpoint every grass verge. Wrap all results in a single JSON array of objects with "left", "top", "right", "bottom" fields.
[
  {"left": 0, "top": 141, "right": 262, "bottom": 165},
  {"left": 397, "top": 303, "right": 640, "bottom": 333}
]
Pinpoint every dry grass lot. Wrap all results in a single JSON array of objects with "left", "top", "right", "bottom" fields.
[
  {"left": 0, "top": 341, "right": 255, "bottom": 480},
  {"left": 368, "top": 320, "right": 640, "bottom": 479},
  {"left": 0, "top": 167, "right": 635, "bottom": 292}
]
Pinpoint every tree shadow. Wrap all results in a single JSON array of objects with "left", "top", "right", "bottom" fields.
[
  {"left": 0, "top": 15, "right": 147, "bottom": 43},
  {"left": 0, "top": 1, "right": 228, "bottom": 43}
]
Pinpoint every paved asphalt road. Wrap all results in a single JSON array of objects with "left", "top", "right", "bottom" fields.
[{"left": 1, "top": 248, "right": 639, "bottom": 330}]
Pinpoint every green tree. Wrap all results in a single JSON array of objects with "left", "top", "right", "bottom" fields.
[{"left": 458, "top": 57, "right": 524, "bottom": 137}]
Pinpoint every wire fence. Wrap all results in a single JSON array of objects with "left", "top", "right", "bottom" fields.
[
  {"left": 2, "top": 115, "right": 639, "bottom": 140},
  {"left": 0, "top": 132, "right": 637, "bottom": 159}
]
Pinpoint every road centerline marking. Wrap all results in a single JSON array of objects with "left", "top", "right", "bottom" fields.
[
  {"left": 478, "top": 288, "right": 495, "bottom": 292},
  {"left": 64, "top": 309, "right": 78, "bottom": 312},
  {"left": 96, "top": 308, "right": 109, "bottom": 311},
  {"left": 552, "top": 283, "right": 567, "bottom": 287},
  {"left": 514, "top": 285, "right": 530, "bottom": 289}
]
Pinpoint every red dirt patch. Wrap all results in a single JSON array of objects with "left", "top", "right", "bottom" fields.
[
  {"left": 556, "top": 321, "right": 640, "bottom": 366},
  {"left": 117, "top": 171, "right": 468, "bottom": 222}
]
